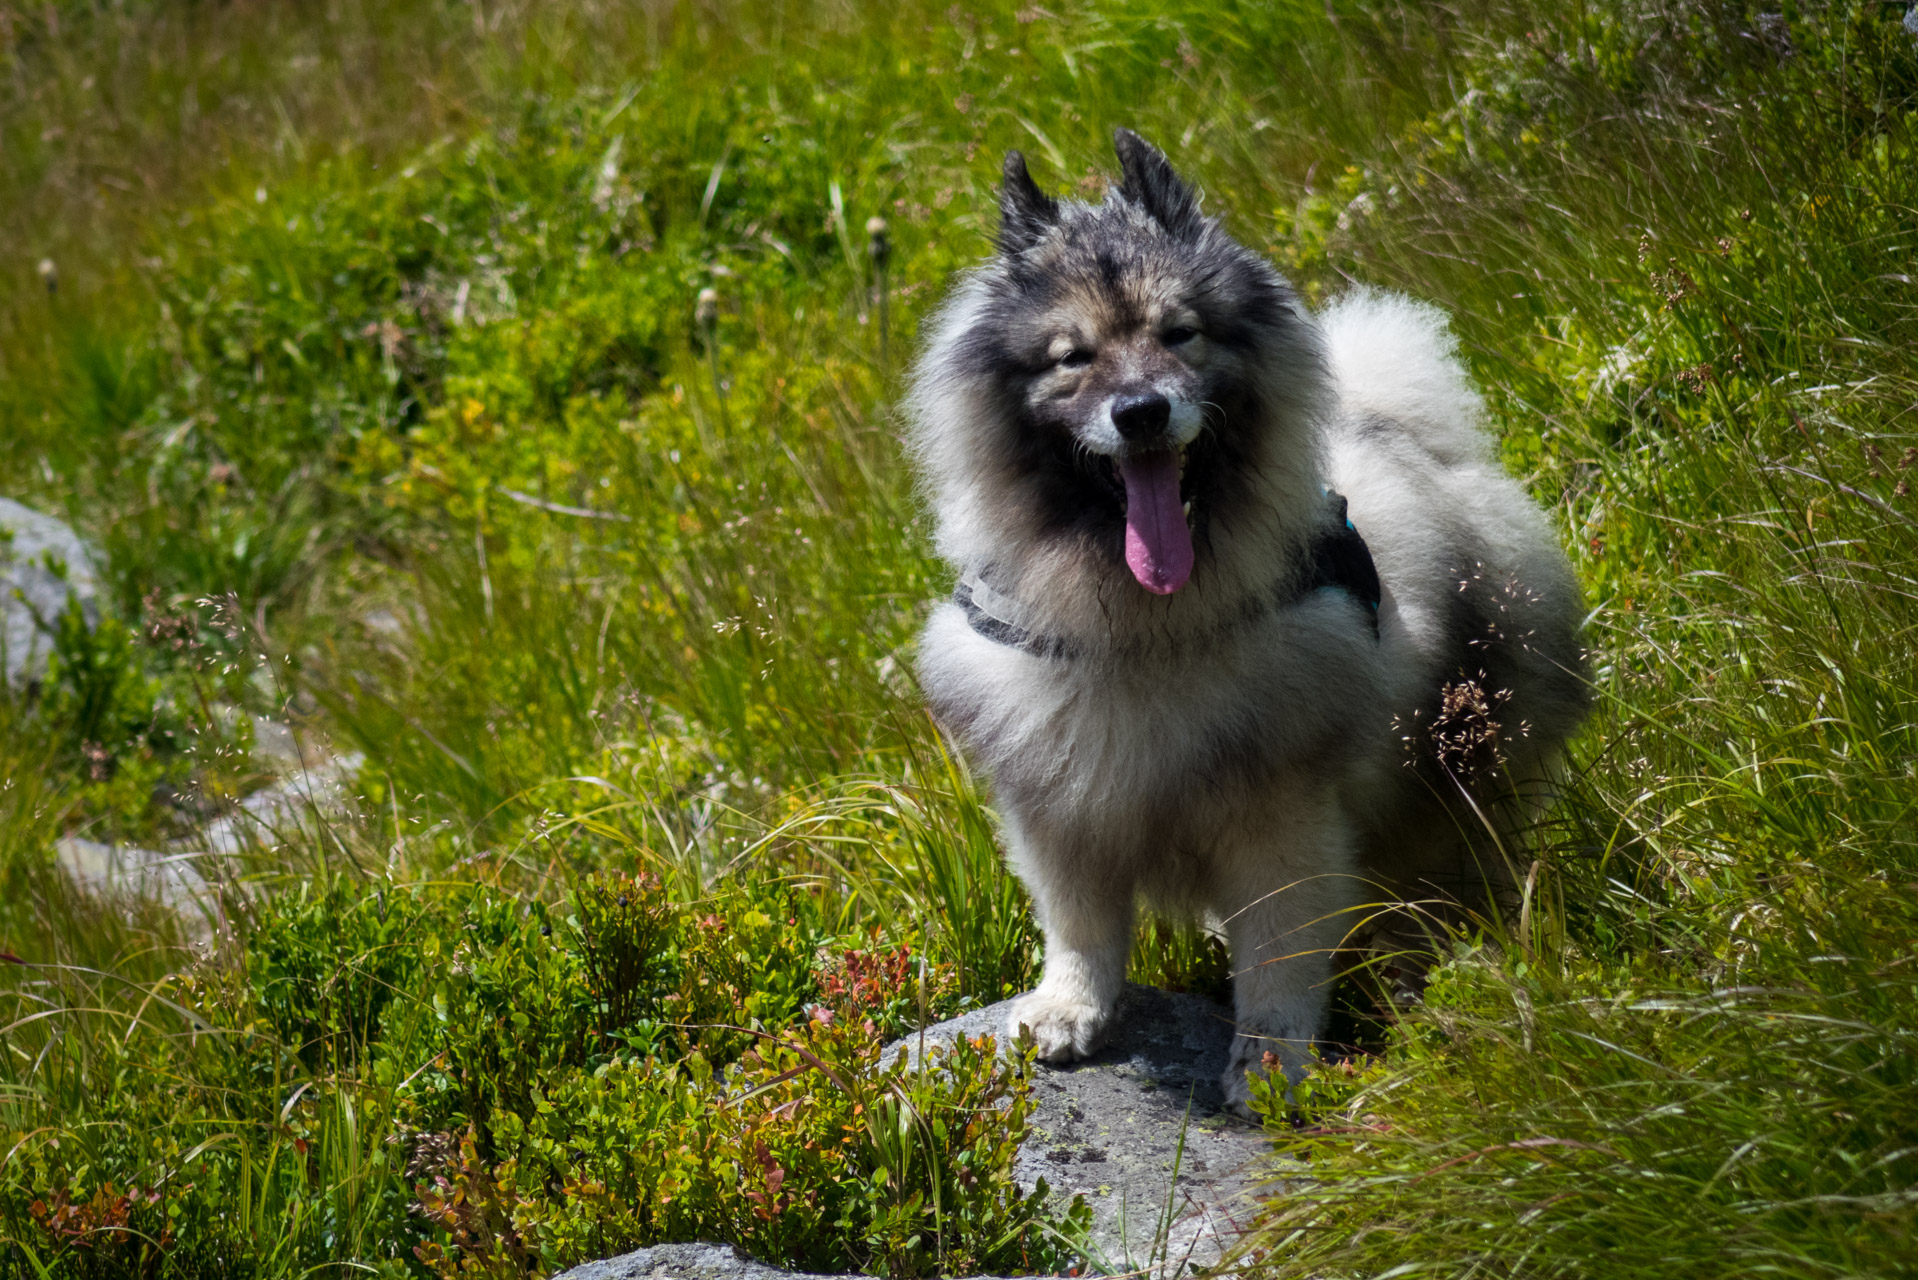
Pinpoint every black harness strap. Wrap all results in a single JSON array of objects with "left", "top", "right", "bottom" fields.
[
  {"left": 957, "top": 490, "right": 1382, "bottom": 658},
  {"left": 954, "top": 578, "right": 1075, "bottom": 660},
  {"left": 1306, "top": 492, "right": 1383, "bottom": 629}
]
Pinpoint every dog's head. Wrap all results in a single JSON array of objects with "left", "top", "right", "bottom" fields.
[{"left": 911, "top": 130, "right": 1325, "bottom": 611}]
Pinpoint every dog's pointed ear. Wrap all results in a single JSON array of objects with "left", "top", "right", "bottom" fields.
[
  {"left": 1115, "top": 128, "right": 1202, "bottom": 242},
  {"left": 999, "top": 150, "right": 1060, "bottom": 255}
]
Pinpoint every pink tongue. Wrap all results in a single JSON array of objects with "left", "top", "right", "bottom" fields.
[{"left": 1119, "top": 451, "right": 1193, "bottom": 595}]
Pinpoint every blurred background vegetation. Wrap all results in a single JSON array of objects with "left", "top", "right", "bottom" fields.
[{"left": 1, "top": 1, "right": 1915, "bottom": 1276}]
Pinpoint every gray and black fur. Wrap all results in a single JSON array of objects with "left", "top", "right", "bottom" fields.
[{"left": 907, "top": 130, "right": 1588, "bottom": 1105}]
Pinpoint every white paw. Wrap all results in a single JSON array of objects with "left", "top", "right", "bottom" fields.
[{"left": 1007, "top": 989, "right": 1113, "bottom": 1062}]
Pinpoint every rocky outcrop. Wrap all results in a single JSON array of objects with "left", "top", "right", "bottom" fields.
[
  {"left": 893, "top": 984, "right": 1280, "bottom": 1274},
  {"left": 0, "top": 496, "right": 99, "bottom": 685},
  {"left": 552, "top": 1243, "right": 898, "bottom": 1280},
  {"left": 554, "top": 985, "right": 1283, "bottom": 1280}
]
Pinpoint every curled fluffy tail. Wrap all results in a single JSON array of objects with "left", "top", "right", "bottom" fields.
[{"left": 1318, "top": 287, "right": 1491, "bottom": 467}]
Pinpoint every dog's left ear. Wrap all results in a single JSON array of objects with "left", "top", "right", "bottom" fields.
[{"left": 1115, "top": 128, "right": 1203, "bottom": 242}]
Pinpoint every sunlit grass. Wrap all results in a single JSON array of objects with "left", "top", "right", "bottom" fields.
[{"left": 2, "top": 1, "right": 1916, "bottom": 1276}]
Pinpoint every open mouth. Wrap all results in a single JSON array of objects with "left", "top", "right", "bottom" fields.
[{"left": 1098, "top": 442, "right": 1198, "bottom": 595}]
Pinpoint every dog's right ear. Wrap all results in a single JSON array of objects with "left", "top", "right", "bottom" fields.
[{"left": 999, "top": 151, "right": 1060, "bottom": 255}]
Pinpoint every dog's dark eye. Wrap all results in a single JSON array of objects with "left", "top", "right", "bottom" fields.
[
  {"left": 1162, "top": 326, "right": 1199, "bottom": 346},
  {"left": 1059, "top": 348, "right": 1094, "bottom": 368}
]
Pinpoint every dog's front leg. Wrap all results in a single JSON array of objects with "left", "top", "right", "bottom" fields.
[
  {"left": 1005, "top": 816, "right": 1134, "bottom": 1062},
  {"left": 1215, "top": 796, "right": 1359, "bottom": 1112}
]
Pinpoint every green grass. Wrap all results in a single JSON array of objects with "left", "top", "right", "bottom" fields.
[{"left": 3, "top": 1, "right": 1917, "bottom": 1276}]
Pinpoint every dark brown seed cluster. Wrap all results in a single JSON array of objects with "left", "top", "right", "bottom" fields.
[{"left": 1399, "top": 672, "right": 1524, "bottom": 787}]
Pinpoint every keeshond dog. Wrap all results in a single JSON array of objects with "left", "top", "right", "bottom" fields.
[{"left": 906, "top": 129, "right": 1589, "bottom": 1107}]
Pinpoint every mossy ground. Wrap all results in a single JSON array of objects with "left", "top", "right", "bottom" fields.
[{"left": 2, "top": 2, "right": 1915, "bottom": 1277}]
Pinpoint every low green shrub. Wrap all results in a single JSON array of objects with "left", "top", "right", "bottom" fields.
[
  {"left": 4, "top": 871, "right": 1072, "bottom": 1279},
  {"left": 414, "top": 1017, "right": 1081, "bottom": 1279}
]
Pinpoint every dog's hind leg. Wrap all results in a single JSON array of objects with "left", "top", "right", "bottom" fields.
[
  {"left": 1004, "top": 813, "right": 1136, "bottom": 1063},
  {"left": 1213, "top": 791, "right": 1362, "bottom": 1112}
]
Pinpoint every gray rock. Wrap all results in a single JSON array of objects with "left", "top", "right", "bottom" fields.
[
  {"left": 55, "top": 835, "right": 211, "bottom": 912},
  {"left": 895, "top": 984, "right": 1281, "bottom": 1275},
  {"left": 552, "top": 1242, "right": 897, "bottom": 1280},
  {"left": 194, "top": 748, "right": 364, "bottom": 856},
  {"left": 1, "top": 497, "right": 100, "bottom": 685},
  {"left": 56, "top": 751, "right": 364, "bottom": 917}
]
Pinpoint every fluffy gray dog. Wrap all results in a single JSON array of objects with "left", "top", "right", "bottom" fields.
[{"left": 906, "top": 129, "right": 1588, "bottom": 1107}]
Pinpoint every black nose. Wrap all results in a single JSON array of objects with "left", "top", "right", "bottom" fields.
[{"left": 1111, "top": 393, "right": 1171, "bottom": 441}]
